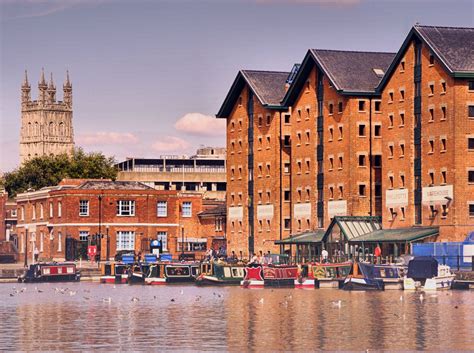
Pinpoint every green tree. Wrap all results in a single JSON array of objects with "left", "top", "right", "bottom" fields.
[{"left": 4, "top": 148, "right": 117, "bottom": 197}]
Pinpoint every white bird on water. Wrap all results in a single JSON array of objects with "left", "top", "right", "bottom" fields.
[
  {"left": 258, "top": 298, "right": 264, "bottom": 304},
  {"left": 400, "top": 295, "right": 403, "bottom": 302},
  {"left": 180, "top": 289, "right": 184, "bottom": 295},
  {"left": 419, "top": 294, "right": 424, "bottom": 302},
  {"left": 131, "top": 297, "right": 139, "bottom": 302},
  {"left": 69, "top": 291, "right": 77, "bottom": 296},
  {"left": 331, "top": 300, "right": 342, "bottom": 308},
  {"left": 102, "top": 297, "right": 112, "bottom": 303}
]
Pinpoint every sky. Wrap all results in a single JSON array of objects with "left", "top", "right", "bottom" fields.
[{"left": 1, "top": 0, "right": 473, "bottom": 172}]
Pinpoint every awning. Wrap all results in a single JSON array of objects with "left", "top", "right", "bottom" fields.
[
  {"left": 275, "top": 230, "right": 325, "bottom": 245},
  {"left": 349, "top": 227, "right": 439, "bottom": 243}
]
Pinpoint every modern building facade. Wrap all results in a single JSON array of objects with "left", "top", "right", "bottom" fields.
[
  {"left": 116, "top": 147, "right": 226, "bottom": 200},
  {"left": 15, "top": 179, "right": 225, "bottom": 262},
  {"left": 19, "top": 69, "right": 74, "bottom": 164},
  {"left": 217, "top": 24, "right": 474, "bottom": 257}
]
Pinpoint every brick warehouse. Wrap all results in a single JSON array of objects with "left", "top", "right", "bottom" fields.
[
  {"left": 15, "top": 179, "right": 225, "bottom": 262},
  {"left": 217, "top": 24, "right": 474, "bottom": 257}
]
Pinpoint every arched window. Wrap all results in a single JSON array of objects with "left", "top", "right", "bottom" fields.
[
  {"left": 59, "top": 122, "right": 65, "bottom": 136},
  {"left": 49, "top": 122, "right": 54, "bottom": 135},
  {"left": 34, "top": 122, "right": 39, "bottom": 136},
  {"left": 27, "top": 122, "right": 32, "bottom": 135}
]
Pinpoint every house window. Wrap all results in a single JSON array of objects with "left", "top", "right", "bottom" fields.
[
  {"left": 400, "top": 144, "right": 405, "bottom": 157},
  {"left": 338, "top": 126, "right": 343, "bottom": 140},
  {"left": 39, "top": 204, "right": 44, "bottom": 219},
  {"left": 338, "top": 156, "right": 343, "bottom": 169},
  {"left": 358, "top": 100, "right": 366, "bottom": 111},
  {"left": 305, "top": 160, "right": 310, "bottom": 173},
  {"left": 389, "top": 114, "right": 394, "bottom": 128},
  {"left": 329, "top": 103, "right": 334, "bottom": 115},
  {"left": 429, "top": 83, "right": 434, "bottom": 95},
  {"left": 58, "top": 232, "right": 62, "bottom": 252},
  {"left": 469, "top": 204, "right": 474, "bottom": 217},
  {"left": 284, "top": 190, "right": 291, "bottom": 201},
  {"left": 374, "top": 155, "right": 382, "bottom": 168},
  {"left": 441, "top": 106, "right": 447, "bottom": 120},
  {"left": 49, "top": 202, "right": 53, "bottom": 218},
  {"left": 429, "top": 108, "right": 434, "bottom": 121},
  {"left": 429, "top": 172, "right": 435, "bottom": 185},
  {"left": 305, "top": 131, "right": 310, "bottom": 144},
  {"left": 429, "top": 140, "right": 434, "bottom": 153},
  {"left": 469, "top": 138, "right": 474, "bottom": 150},
  {"left": 469, "top": 170, "right": 474, "bottom": 183},
  {"left": 374, "top": 101, "right": 381, "bottom": 112},
  {"left": 469, "top": 81, "right": 474, "bottom": 91},
  {"left": 284, "top": 218, "right": 291, "bottom": 229},
  {"left": 469, "top": 106, "right": 474, "bottom": 118},
  {"left": 79, "top": 231, "right": 89, "bottom": 242},
  {"left": 440, "top": 138, "right": 447, "bottom": 152},
  {"left": 284, "top": 162, "right": 290, "bottom": 173},
  {"left": 157, "top": 201, "right": 167, "bottom": 217},
  {"left": 390, "top": 208, "right": 395, "bottom": 220},
  {"left": 374, "top": 125, "right": 381, "bottom": 137},
  {"left": 284, "top": 114, "right": 290, "bottom": 124},
  {"left": 339, "top": 185, "right": 344, "bottom": 199},
  {"left": 283, "top": 135, "right": 291, "bottom": 147},
  {"left": 400, "top": 90, "right": 405, "bottom": 101},
  {"left": 266, "top": 115, "right": 271, "bottom": 125},
  {"left": 178, "top": 240, "right": 207, "bottom": 252},
  {"left": 358, "top": 124, "right": 366, "bottom": 137},
  {"left": 338, "top": 102, "right": 343, "bottom": 113},
  {"left": 116, "top": 200, "right": 135, "bottom": 216},
  {"left": 389, "top": 145, "right": 394, "bottom": 157},
  {"left": 400, "top": 61, "right": 405, "bottom": 71},
  {"left": 40, "top": 232, "right": 44, "bottom": 251},
  {"left": 441, "top": 81, "right": 446, "bottom": 93},
  {"left": 258, "top": 116, "right": 263, "bottom": 126},
  {"left": 329, "top": 187, "right": 334, "bottom": 200},
  {"left": 157, "top": 231, "right": 168, "bottom": 251},
  {"left": 389, "top": 176, "right": 394, "bottom": 188},
  {"left": 21, "top": 206, "right": 24, "bottom": 221},
  {"left": 375, "top": 184, "right": 381, "bottom": 197},
  {"left": 58, "top": 202, "right": 62, "bottom": 218},
  {"left": 329, "top": 157, "right": 334, "bottom": 170},
  {"left": 32, "top": 205, "right": 36, "bottom": 220},
  {"left": 182, "top": 201, "right": 192, "bottom": 217},
  {"left": 359, "top": 184, "right": 366, "bottom": 196},
  {"left": 358, "top": 155, "right": 366, "bottom": 167},
  {"left": 430, "top": 205, "right": 436, "bottom": 219},
  {"left": 400, "top": 174, "right": 405, "bottom": 187},
  {"left": 429, "top": 54, "right": 435, "bottom": 65},
  {"left": 441, "top": 170, "right": 447, "bottom": 184},
  {"left": 401, "top": 207, "right": 406, "bottom": 220},
  {"left": 117, "top": 231, "right": 135, "bottom": 251},
  {"left": 329, "top": 127, "right": 334, "bottom": 141},
  {"left": 389, "top": 92, "right": 394, "bottom": 102},
  {"left": 400, "top": 113, "right": 405, "bottom": 126}
]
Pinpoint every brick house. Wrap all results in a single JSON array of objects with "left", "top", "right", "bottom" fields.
[
  {"left": 216, "top": 70, "right": 290, "bottom": 256},
  {"left": 15, "top": 179, "right": 224, "bottom": 262},
  {"left": 378, "top": 25, "right": 474, "bottom": 241}
]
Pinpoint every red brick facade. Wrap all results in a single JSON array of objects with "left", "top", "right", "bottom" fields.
[{"left": 15, "top": 180, "right": 225, "bottom": 262}]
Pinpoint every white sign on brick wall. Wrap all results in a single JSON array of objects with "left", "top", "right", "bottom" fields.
[
  {"left": 257, "top": 205, "right": 274, "bottom": 220},
  {"left": 386, "top": 189, "right": 409, "bottom": 208},
  {"left": 328, "top": 200, "right": 347, "bottom": 218},
  {"left": 228, "top": 206, "right": 243, "bottom": 220},
  {"left": 422, "top": 185, "right": 453, "bottom": 205},
  {"left": 294, "top": 203, "right": 311, "bottom": 218}
]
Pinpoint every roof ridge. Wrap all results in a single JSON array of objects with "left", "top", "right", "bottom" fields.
[
  {"left": 415, "top": 24, "right": 474, "bottom": 30},
  {"left": 311, "top": 48, "right": 396, "bottom": 55},
  {"left": 241, "top": 69, "right": 290, "bottom": 74}
]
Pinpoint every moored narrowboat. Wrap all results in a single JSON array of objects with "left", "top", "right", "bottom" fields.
[
  {"left": 403, "top": 257, "right": 455, "bottom": 290},
  {"left": 18, "top": 262, "right": 80, "bottom": 283},
  {"left": 342, "top": 262, "right": 384, "bottom": 291},
  {"left": 100, "top": 262, "right": 129, "bottom": 284},
  {"left": 145, "top": 262, "right": 200, "bottom": 284},
  {"left": 306, "top": 262, "right": 352, "bottom": 289},
  {"left": 241, "top": 264, "right": 299, "bottom": 288},
  {"left": 128, "top": 263, "right": 152, "bottom": 285},
  {"left": 195, "top": 262, "right": 245, "bottom": 286}
]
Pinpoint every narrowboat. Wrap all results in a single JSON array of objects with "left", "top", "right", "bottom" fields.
[
  {"left": 303, "top": 262, "right": 352, "bottom": 289},
  {"left": 99, "top": 262, "right": 129, "bottom": 284},
  {"left": 18, "top": 262, "right": 80, "bottom": 283},
  {"left": 342, "top": 262, "right": 384, "bottom": 290},
  {"left": 241, "top": 264, "right": 299, "bottom": 288},
  {"left": 128, "top": 263, "right": 152, "bottom": 285},
  {"left": 195, "top": 262, "right": 245, "bottom": 286},
  {"left": 145, "top": 262, "right": 200, "bottom": 285},
  {"left": 403, "top": 257, "right": 455, "bottom": 290},
  {"left": 372, "top": 263, "right": 406, "bottom": 290}
]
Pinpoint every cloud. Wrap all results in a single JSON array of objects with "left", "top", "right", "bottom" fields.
[
  {"left": 76, "top": 132, "right": 139, "bottom": 146},
  {"left": 174, "top": 113, "right": 226, "bottom": 137},
  {"left": 151, "top": 136, "right": 190, "bottom": 153},
  {"left": 255, "top": 0, "right": 360, "bottom": 5}
]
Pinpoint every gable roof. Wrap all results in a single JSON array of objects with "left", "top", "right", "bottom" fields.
[
  {"left": 77, "top": 180, "right": 154, "bottom": 190},
  {"left": 216, "top": 70, "right": 289, "bottom": 118},
  {"left": 378, "top": 25, "right": 474, "bottom": 90},
  {"left": 282, "top": 49, "right": 395, "bottom": 105}
]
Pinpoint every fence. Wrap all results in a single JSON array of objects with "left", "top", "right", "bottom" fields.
[{"left": 412, "top": 242, "right": 474, "bottom": 269}]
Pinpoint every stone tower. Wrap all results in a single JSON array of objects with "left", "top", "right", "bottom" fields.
[{"left": 19, "top": 69, "right": 75, "bottom": 164}]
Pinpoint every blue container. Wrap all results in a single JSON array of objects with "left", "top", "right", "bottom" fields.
[
  {"left": 122, "top": 254, "right": 135, "bottom": 265},
  {"left": 160, "top": 253, "right": 172, "bottom": 262},
  {"left": 144, "top": 254, "right": 157, "bottom": 263}
]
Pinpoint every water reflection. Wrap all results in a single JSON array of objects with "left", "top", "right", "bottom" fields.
[{"left": 1, "top": 283, "right": 472, "bottom": 351}]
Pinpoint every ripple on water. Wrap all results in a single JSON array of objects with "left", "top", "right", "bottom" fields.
[{"left": 0, "top": 282, "right": 473, "bottom": 351}]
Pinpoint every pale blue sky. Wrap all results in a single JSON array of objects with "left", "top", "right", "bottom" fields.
[{"left": 1, "top": 0, "right": 473, "bottom": 172}]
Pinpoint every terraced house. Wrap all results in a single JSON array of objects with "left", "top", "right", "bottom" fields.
[{"left": 217, "top": 24, "right": 474, "bottom": 257}]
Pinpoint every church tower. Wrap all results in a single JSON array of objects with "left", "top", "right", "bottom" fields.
[{"left": 19, "top": 69, "right": 75, "bottom": 164}]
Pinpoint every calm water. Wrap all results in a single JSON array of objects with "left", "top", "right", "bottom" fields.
[{"left": 1, "top": 283, "right": 473, "bottom": 351}]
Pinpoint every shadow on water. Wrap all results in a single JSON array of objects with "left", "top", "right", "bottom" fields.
[{"left": 1, "top": 283, "right": 473, "bottom": 351}]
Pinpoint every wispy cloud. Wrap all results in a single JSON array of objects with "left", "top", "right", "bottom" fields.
[
  {"left": 0, "top": 0, "right": 113, "bottom": 21},
  {"left": 151, "top": 136, "right": 190, "bottom": 153},
  {"left": 76, "top": 132, "right": 139, "bottom": 146},
  {"left": 174, "top": 112, "right": 226, "bottom": 137}
]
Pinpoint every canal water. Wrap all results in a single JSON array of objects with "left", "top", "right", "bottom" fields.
[{"left": 1, "top": 283, "right": 472, "bottom": 351}]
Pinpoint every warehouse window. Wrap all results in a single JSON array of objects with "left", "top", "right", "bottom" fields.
[{"left": 117, "top": 231, "right": 135, "bottom": 251}]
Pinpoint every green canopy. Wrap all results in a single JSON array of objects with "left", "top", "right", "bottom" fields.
[{"left": 275, "top": 230, "right": 325, "bottom": 245}]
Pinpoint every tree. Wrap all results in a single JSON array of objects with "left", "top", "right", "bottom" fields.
[{"left": 3, "top": 148, "right": 117, "bottom": 197}]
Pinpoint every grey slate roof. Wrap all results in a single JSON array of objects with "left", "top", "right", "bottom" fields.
[
  {"left": 78, "top": 180, "right": 154, "bottom": 190},
  {"left": 310, "top": 49, "right": 396, "bottom": 92},
  {"left": 241, "top": 70, "right": 289, "bottom": 106},
  {"left": 415, "top": 25, "right": 474, "bottom": 73}
]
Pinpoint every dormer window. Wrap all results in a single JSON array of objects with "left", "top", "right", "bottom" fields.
[{"left": 373, "top": 68, "right": 384, "bottom": 78}]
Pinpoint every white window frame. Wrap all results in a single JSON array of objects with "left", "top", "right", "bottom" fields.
[
  {"left": 79, "top": 200, "right": 89, "bottom": 216},
  {"left": 117, "top": 200, "right": 135, "bottom": 216},
  {"left": 157, "top": 201, "right": 167, "bottom": 217},
  {"left": 182, "top": 201, "right": 192, "bottom": 217},
  {"left": 79, "top": 231, "right": 89, "bottom": 242},
  {"left": 116, "top": 231, "right": 135, "bottom": 251},
  {"left": 40, "top": 232, "right": 44, "bottom": 252},
  {"left": 49, "top": 202, "right": 53, "bottom": 218},
  {"left": 58, "top": 202, "right": 62, "bottom": 218},
  {"left": 58, "top": 232, "right": 62, "bottom": 252},
  {"left": 157, "top": 231, "right": 168, "bottom": 251}
]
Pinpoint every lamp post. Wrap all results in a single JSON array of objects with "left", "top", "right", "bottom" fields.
[
  {"left": 24, "top": 225, "right": 28, "bottom": 268},
  {"left": 106, "top": 225, "right": 110, "bottom": 261},
  {"left": 98, "top": 194, "right": 102, "bottom": 262},
  {"left": 181, "top": 225, "right": 185, "bottom": 259}
]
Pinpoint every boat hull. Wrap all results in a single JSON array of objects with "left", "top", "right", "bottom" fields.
[
  {"left": 343, "top": 277, "right": 384, "bottom": 291},
  {"left": 294, "top": 278, "right": 315, "bottom": 289},
  {"left": 195, "top": 275, "right": 241, "bottom": 286},
  {"left": 100, "top": 275, "right": 128, "bottom": 284}
]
